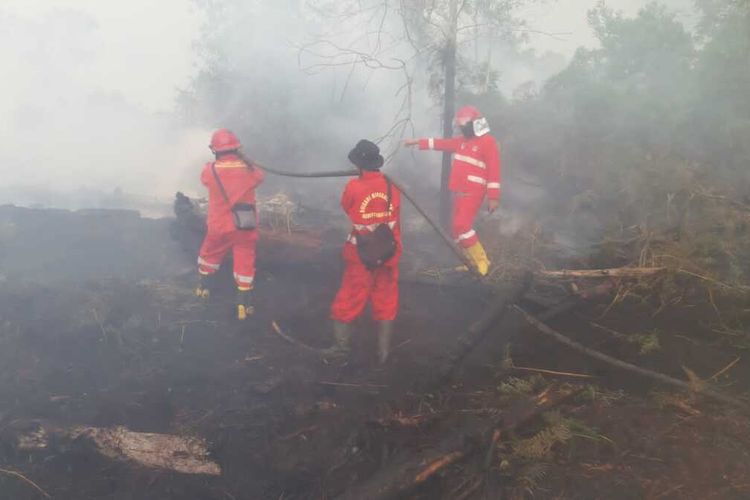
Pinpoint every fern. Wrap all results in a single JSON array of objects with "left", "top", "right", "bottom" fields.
[
  {"left": 636, "top": 330, "right": 661, "bottom": 354},
  {"left": 512, "top": 412, "right": 611, "bottom": 460},
  {"left": 498, "top": 375, "right": 545, "bottom": 396},
  {"left": 515, "top": 463, "right": 549, "bottom": 497},
  {"left": 513, "top": 422, "right": 572, "bottom": 460}
]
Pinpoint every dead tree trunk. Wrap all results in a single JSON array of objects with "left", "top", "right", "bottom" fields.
[
  {"left": 538, "top": 267, "right": 666, "bottom": 279},
  {"left": 440, "top": 0, "right": 458, "bottom": 229},
  {"left": 514, "top": 305, "right": 750, "bottom": 413}
]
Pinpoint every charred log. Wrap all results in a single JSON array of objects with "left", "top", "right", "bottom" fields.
[{"left": 335, "top": 385, "right": 578, "bottom": 500}]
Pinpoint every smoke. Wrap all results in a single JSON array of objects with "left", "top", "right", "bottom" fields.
[
  {"left": 0, "top": 0, "right": 698, "bottom": 214},
  {"left": 519, "top": 0, "right": 695, "bottom": 56},
  {"left": 0, "top": 2, "right": 206, "bottom": 210}
]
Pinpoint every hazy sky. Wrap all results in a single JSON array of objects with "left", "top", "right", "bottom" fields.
[
  {"left": 521, "top": 0, "right": 694, "bottom": 55},
  {"left": 0, "top": 0, "right": 205, "bottom": 199},
  {"left": 0, "top": 0, "right": 695, "bottom": 203},
  {"left": 0, "top": 0, "right": 694, "bottom": 114},
  {"left": 1, "top": 0, "right": 200, "bottom": 113}
]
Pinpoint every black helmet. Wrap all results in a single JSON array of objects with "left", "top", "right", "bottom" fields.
[{"left": 348, "top": 139, "right": 384, "bottom": 170}]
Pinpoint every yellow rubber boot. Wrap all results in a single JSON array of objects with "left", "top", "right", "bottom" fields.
[
  {"left": 195, "top": 274, "right": 210, "bottom": 298},
  {"left": 236, "top": 287, "right": 254, "bottom": 320},
  {"left": 237, "top": 304, "right": 248, "bottom": 320},
  {"left": 465, "top": 241, "right": 491, "bottom": 276}
]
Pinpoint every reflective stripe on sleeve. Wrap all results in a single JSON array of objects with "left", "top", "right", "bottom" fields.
[
  {"left": 428, "top": 138, "right": 434, "bottom": 149},
  {"left": 198, "top": 257, "right": 221, "bottom": 270},
  {"left": 453, "top": 154, "right": 486, "bottom": 169},
  {"left": 487, "top": 182, "right": 501, "bottom": 189},
  {"left": 456, "top": 229, "right": 477, "bottom": 242},
  {"left": 233, "top": 273, "right": 254, "bottom": 285},
  {"left": 466, "top": 175, "right": 487, "bottom": 185}
]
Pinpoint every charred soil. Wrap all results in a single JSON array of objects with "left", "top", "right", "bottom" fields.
[{"left": 0, "top": 205, "right": 748, "bottom": 500}]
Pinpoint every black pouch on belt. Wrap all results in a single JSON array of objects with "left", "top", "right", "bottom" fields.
[
  {"left": 211, "top": 163, "right": 257, "bottom": 230},
  {"left": 356, "top": 224, "right": 396, "bottom": 269}
]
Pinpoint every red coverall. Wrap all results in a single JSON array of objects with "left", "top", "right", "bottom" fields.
[
  {"left": 418, "top": 134, "right": 501, "bottom": 248},
  {"left": 197, "top": 154, "right": 265, "bottom": 289},
  {"left": 331, "top": 170, "right": 402, "bottom": 323}
]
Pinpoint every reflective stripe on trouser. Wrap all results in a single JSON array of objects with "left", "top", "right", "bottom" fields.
[
  {"left": 234, "top": 273, "right": 254, "bottom": 291},
  {"left": 198, "top": 256, "right": 221, "bottom": 275},
  {"left": 198, "top": 229, "right": 258, "bottom": 287},
  {"left": 452, "top": 193, "right": 484, "bottom": 248},
  {"left": 331, "top": 245, "right": 399, "bottom": 323}
]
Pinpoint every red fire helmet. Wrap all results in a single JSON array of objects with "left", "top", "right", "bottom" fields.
[
  {"left": 209, "top": 129, "right": 241, "bottom": 153},
  {"left": 455, "top": 105, "right": 483, "bottom": 126}
]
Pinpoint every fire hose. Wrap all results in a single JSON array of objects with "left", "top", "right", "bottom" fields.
[
  {"left": 238, "top": 155, "right": 750, "bottom": 415},
  {"left": 237, "top": 151, "right": 482, "bottom": 277}
]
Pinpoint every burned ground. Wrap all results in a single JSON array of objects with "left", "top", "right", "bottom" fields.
[{"left": 0, "top": 205, "right": 749, "bottom": 500}]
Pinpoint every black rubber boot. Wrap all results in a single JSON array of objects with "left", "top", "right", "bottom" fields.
[{"left": 377, "top": 320, "right": 394, "bottom": 364}]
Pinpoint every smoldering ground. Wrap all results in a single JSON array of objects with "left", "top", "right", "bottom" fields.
[{"left": 2, "top": 1, "right": 750, "bottom": 499}]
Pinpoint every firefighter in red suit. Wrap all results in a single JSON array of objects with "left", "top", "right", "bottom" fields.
[
  {"left": 195, "top": 129, "right": 265, "bottom": 320},
  {"left": 405, "top": 105, "right": 500, "bottom": 275},
  {"left": 327, "top": 140, "right": 401, "bottom": 363}
]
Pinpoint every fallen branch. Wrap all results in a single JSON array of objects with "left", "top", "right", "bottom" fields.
[
  {"left": 413, "top": 451, "right": 466, "bottom": 484},
  {"left": 270, "top": 321, "right": 323, "bottom": 353},
  {"left": 369, "top": 413, "right": 434, "bottom": 428},
  {"left": 511, "top": 366, "right": 595, "bottom": 379},
  {"left": 76, "top": 426, "right": 221, "bottom": 475},
  {"left": 336, "top": 385, "right": 577, "bottom": 500},
  {"left": 677, "top": 269, "right": 750, "bottom": 292},
  {"left": 318, "top": 381, "right": 387, "bottom": 389},
  {"left": 11, "top": 423, "right": 221, "bottom": 476},
  {"left": 710, "top": 356, "right": 741, "bottom": 381},
  {"left": 513, "top": 305, "right": 750, "bottom": 413},
  {"left": 0, "top": 468, "right": 51, "bottom": 499},
  {"left": 538, "top": 267, "right": 666, "bottom": 279},
  {"left": 430, "top": 272, "right": 532, "bottom": 388}
]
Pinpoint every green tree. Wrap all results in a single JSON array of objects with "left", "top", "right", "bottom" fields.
[{"left": 689, "top": 0, "right": 750, "bottom": 182}]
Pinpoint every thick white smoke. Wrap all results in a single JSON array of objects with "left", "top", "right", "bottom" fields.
[
  {"left": 0, "top": 2, "right": 206, "bottom": 209},
  {"left": 0, "top": 0, "right": 696, "bottom": 212}
]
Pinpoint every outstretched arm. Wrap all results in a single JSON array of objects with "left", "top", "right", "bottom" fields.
[{"left": 403, "top": 137, "right": 461, "bottom": 152}]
